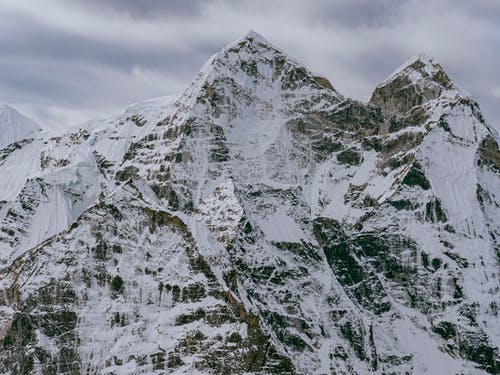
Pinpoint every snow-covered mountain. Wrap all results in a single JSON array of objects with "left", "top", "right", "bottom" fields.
[{"left": 0, "top": 31, "right": 498, "bottom": 374}]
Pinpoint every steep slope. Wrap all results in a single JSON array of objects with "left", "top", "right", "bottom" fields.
[
  {"left": 0, "top": 180, "right": 294, "bottom": 374},
  {"left": 0, "top": 105, "right": 40, "bottom": 150},
  {"left": 357, "top": 56, "right": 500, "bottom": 373},
  {"left": 0, "top": 96, "right": 178, "bottom": 268},
  {"left": 0, "top": 32, "right": 498, "bottom": 374}
]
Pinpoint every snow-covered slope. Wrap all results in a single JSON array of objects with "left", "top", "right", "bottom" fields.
[
  {"left": 0, "top": 104, "right": 40, "bottom": 149},
  {"left": 0, "top": 32, "right": 498, "bottom": 374},
  {"left": 0, "top": 95, "right": 179, "bottom": 267}
]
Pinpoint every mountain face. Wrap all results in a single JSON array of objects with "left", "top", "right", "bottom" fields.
[{"left": 0, "top": 31, "right": 498, "bottom": 374}]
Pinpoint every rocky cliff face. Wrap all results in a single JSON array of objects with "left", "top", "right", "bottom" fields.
[{"left": 0, "top": 31, "right": 498, "bottom": 374}]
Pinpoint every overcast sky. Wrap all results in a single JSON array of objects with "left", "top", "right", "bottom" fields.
[{"left": 0, "top": 0, "right": 499, "bottom": 130}]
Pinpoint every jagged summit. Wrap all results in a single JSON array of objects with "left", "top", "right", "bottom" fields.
[
  {"left": 185, "top": 30, "right": 340, "bottom": 104},
  {"left": 223, "top": 29, "right": 283, "bottom": 57},
  {"left": 369, "top": 54, "right": 458, "bottom": 116},
  {"left": 241, "top": 29, "right": 272, "bottom": 45},
  {"left": 0, "top": 104, "right": 40, "bottom": 148},
  {"left": 224, "top": 30, "right": 337, "bottom": 92},
  {"left": 381, "top": 54, "right": 453, "bottom": 89}
]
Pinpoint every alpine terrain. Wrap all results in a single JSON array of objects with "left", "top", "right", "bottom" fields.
[{"left": 0, "top": 31, "right": 498, "bottom": 374}]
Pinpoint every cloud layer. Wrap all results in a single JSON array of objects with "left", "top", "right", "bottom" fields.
[{"left": 0, "top": 0, "right": 498, "bottom": 130}]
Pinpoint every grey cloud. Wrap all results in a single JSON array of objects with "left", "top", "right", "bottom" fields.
[
  {"left": 306, "top": 0, "right": 408, "bottom": 28},
  {"left": 0, "top": 12, "right": 214, "bottom": 73},
  {"left": 72, "top": 0, "right": 214, "bottom": 19}
]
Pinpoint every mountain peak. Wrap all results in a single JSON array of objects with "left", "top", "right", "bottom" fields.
[
  {"left": 186, "top": 30, "right": 339, "bottom": 105},
  {"left": 0, "top": 104, "right": 40, "bottom": 148},
  {"left": 218, "top": 30, "right": 282, "bottom": 60},
  {"left": 370, "top": 54, "right": 455, "bottom": 116},
  {"left": 383, "top": 54, "right": 453, "bottom": 89},
  {"left": 242, "top": 29, "right": 269, "bottom": 44}
]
